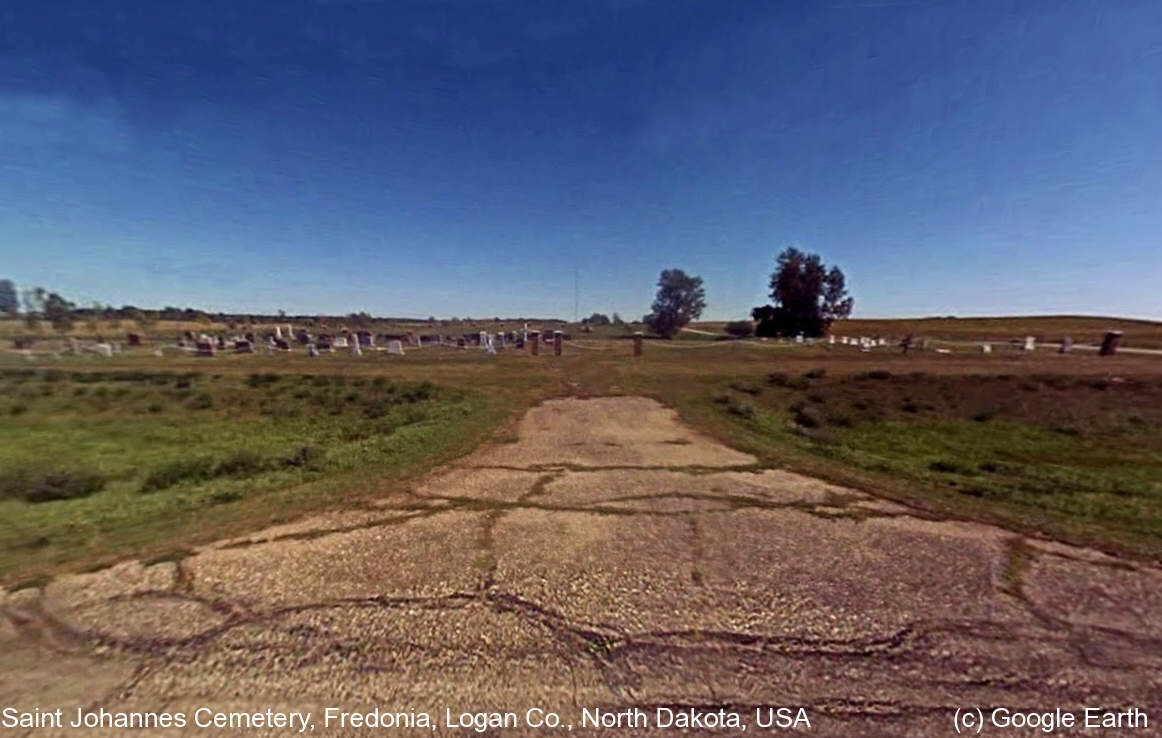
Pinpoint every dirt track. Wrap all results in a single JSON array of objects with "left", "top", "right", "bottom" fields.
[{"left": 3, "top": 397, "right": 1161, "bottom": 736}]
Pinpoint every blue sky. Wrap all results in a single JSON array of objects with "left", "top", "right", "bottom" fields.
[{"left": 2, "top": 0, "right": 1160, "bottom": 320}]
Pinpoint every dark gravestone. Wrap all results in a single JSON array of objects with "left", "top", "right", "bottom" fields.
[{"left": 1099, "top": 331, "right": 1123, "bottom": 356}]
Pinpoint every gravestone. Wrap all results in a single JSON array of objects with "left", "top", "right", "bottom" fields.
[
  {"left": 307, "top": 345, "right": 319, "bottom": 357},
  {"left": 795, "top": 333, "right": 804, "bottom": 344},
  {"left": 275, "top": 338, "right": 291, "bottom": 351},
  {"left": 274, "top": 326, "right": 282, "bottom": 339},
  {"left": 350, "top": 335, "right": 362, "bottom": 356},
  {"left": 633, "top": 332, "right": 643, "bottom": 356},
  {"left": 195, "top": 340, "right": 216, "bottom": 357},
  {"left": 93, "top": 343, "right": 113, "bottom": 358},
  {"left": 387, "top": 340, "right": 405, "bottom": 356},
  {"left": 333, "top": 336, "right": 349, "bottom": 349},
  {"left": 1099, "top": 330, "right": 1123, "bottom": 356},
  {"left": 828, "top": 335, "right": 835, "bottom": 345},
  {"left": 235, "top": 340, "right": 254, "bottom": 354},
  {"left": 126, "top": 333, "right": 143, "bottom": 347},
  {"left": 554, "top": 331, "right": 563, "bottom": 356},
  {"left": 1059, "top": 336, "right": 1073, "bottom": 354},
  {"left": 1023, "top": 336, "right": 1036, "bottom": 351},
  {"left": 529, "top": 331, "right": 540, "bottom": 356},
  {"left": 982, "top": 343, "right": 992, "bottom": 353},
  {"left": 316, "top": 341, "right": 333, "bottom": 352}
]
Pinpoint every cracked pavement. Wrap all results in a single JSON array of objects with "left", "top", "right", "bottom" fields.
[{"left": 2, "top": 397, "right": 1161, "bottom": 736}]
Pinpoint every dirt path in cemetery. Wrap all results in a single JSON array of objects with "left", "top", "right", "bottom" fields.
[{"left": 3, "top": 397, "right": 1161, "bottom": 736}]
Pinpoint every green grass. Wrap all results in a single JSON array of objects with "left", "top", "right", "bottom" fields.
[
  {"left": 0, "top": 368, "right": 516, "bottom": 581},
  {"left": 665, "top": 371, "right": 1162, "bottom": 560},
  {"left": 3, "top": 339, "right": 1162, "bottom": 583}
]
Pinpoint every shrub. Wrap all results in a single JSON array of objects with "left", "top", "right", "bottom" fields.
[
  {"left": 140, "top": 458, "right": 216, "bottom": 492},
  {"left": 215, "top": 450, "right": 271, "bottom": 477},
  {"left": 929, "top": 459, "right": 977, "bottom": 475},
  {"left": 728, "top": 381, "right": 761, "bottom": 396},
  {"left": 0, "top": 467, "right": 107, "bottom": 503},
  {"left": 247, "top": 373, "right": 280, "bottom": 388},
  {"left": 401, "top": 381, "right": 435, "bottom": 403},
  {"left": 972, "top": 410, "right": 997, "bottom": 423},
  {"left": 803, "top": 368, "right": 826, "bottom": 380},
  {"left": 825, "top": 413, "right": 854, "bottom": 427},
  {"left": 856, "top": 370, "right": 893, "bottom": 381},
  {"left": 284, "top": 443, "right": 324, "bottom": 471},
  {"left": 790, "top": 402, "right": 824, "bottom": 428},
  {"left": 723, "top": 321, "right": 754, "bottom": 338},
  {"left": 186, "top": 393, "right": 213, "bottom": 410},
  {"left": 766, "top": 372, "right": 807, "bottom": 390},
  {"left": 725, "top": 396, "right": 756, "bottom": 419},
  {"left": 767, "top": 372, "right": 790, "bottom": 387}
]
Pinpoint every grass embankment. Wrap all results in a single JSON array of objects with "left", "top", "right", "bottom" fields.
[
  {"left": 0, "top": 366, "right": 532, "bottom": 584},
  {"left": 662, "top": 366, "right": 1162, "bottom": 561},
  {"left": 2, "top": 341, "right": 1161, "bottom": 583}
]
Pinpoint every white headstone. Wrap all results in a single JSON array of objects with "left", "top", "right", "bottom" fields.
[
  {"left": 333, "top": 336, "right": 349, "bottom": 349},
  {"left": 982, "top": 343, "right": 992, "bottom": 353},
  {"left": 840, "top": 336, "right": 849, "bottom": 345},
  {"left": 795, "top": 333, "right": 804, "bottom": 344},
  {"left": 94, "top": 343, "right": 113, "bottom": 358},
  {"left": 1023, "top": 336, "right": 1036, "bottom": 351},
  {"left": 387, "top": 340, "right": 405, "bottom": 356},
  {"left": 350, "top": 334, "right": 362, "bottom": 355},
  {"left": 878, "top": 337, "right": 887, "bottom": 346},
  {"left": 274, "top": 326, "right": 282, "bottom": 339},
  {"left": 828, "top": 334, "right": 835, "bottom": 345}
]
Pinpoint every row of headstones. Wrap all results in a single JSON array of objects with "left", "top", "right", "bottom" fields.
[{"left": 831, "top": 336, "right": 889, "bottom": 349}]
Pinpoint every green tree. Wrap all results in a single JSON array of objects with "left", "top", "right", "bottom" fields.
[
  {"left": 0, "top": 279, "right": 17, "bottom": 315},
  {"left": 752, "top": 248, "right": 853, "bottom": 337},
  {"left": 643, "top": 269, "right": 706, "bottom": 338},
  {"left": 43, "top": 292, "right": 76, "bottom": 333}
]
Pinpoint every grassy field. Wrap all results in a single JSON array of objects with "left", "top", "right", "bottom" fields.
[
  {"left": 689, "top": 315, "right": 1162, "bottom": 349},
  {"left": 2, "top": 336, "right": 1161, "bottom": 585}
]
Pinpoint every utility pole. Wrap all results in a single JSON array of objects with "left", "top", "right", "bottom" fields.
[{"left": 573, "top": 269, "right": 579, "bottom": 323}]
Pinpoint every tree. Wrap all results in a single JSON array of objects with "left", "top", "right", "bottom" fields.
[
  {"left": 611, "top": 313, "right": 624, "bottom": 325},
  {"left": 724, "top": 320, "right": 755, "bottom": 338},
  {"left": 43, "top": 292, "right": 76, "bottom": 333},
  {"left": 0, "top": 279, "right": 17, "bottom": 315},
  {"left": 22, "top": 288, "right": 45, "bottom": 331},
  {"left": 582, "top": 312, "right": 611, "bottom": 326},
  {"left": 643, "top": 269, "right": 706, "bottom": 338},
  {"left": 752, "top": 248, "right": 853, "bottom": 337}
]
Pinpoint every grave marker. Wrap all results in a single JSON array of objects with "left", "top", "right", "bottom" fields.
[{"left": 1099, "top": 330, "right": 1123, "bottom": 356}]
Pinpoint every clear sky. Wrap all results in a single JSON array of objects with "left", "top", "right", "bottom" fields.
[{"left": 2, "top": 1, "right": 1160, "bottom": 321}]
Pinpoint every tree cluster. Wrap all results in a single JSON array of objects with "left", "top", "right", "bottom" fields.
[{"left": 751, "top": 248, "right": 853, "bottom": 337}]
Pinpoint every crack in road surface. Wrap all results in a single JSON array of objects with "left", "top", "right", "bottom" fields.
[{"left": 2, "top": 397, "right": 1161, "bottom": 736}]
